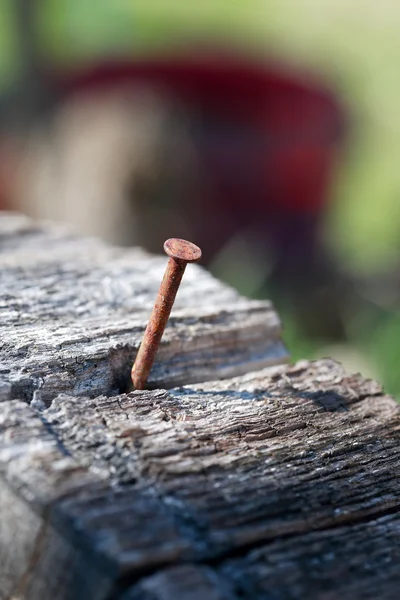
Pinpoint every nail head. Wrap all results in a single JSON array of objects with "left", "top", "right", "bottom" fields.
[{"left": 163, "top": 238, "right": 202, "bottom": 263}]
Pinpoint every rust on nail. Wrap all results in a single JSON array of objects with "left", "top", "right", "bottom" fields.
[{"left": 131, "top": 238, "right": 202, "bottom": 390}]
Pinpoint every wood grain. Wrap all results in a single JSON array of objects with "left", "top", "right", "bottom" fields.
[
  {"left": 0, "top": 213, "right": 287, "bottom": 405},
  {"left": 1, "top": 214, "right": 398, "bottom": 599},
  {"left": 1, "top": 359, "right": 399, "bottom": 599}
]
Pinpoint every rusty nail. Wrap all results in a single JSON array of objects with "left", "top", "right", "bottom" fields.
[{"left": 131, "top": 238, "right": 202, "bottom": 390}]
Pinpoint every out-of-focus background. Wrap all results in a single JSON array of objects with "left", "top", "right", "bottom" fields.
[{"left": 0, "top": 1, "right": 398, "bottom": 395}]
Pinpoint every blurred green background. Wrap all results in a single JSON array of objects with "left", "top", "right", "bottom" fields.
[{"left": 0, "top": 0, "right": 398, "bottom": 394}]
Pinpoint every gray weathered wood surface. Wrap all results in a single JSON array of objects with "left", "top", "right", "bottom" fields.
[
  {"left": 1, "top": 359, "right": 399, "bottom": 599},
  {"left": 1, "top": 214, "right": 399, "bottom": 600},
  {"left": 0, "top": 213, "right": 287, "bottom": 405}
]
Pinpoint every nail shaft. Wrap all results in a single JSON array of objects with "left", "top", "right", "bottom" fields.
[{"left": 131, "top": 238, "right": 202, "bottom": 389}]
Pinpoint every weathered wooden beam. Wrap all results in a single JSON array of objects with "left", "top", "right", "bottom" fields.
[
  {"left": 1, "top": 214, "right": 399, "bottom": 599},
  {"left": 0, "top": 213, "right": 287, "bottom": 404},
  {"left": 1, "top": 359, "right": 399, "bottom": 599}
]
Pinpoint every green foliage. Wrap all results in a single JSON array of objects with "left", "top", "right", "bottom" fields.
[{"left": 365, "top": 313, "right": 400, "bottom": 398}]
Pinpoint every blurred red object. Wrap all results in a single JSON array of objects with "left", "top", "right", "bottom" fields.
[
  {"left": 59, "top": 54, "right": 345, "bottom": 215},
  {"left": 0, "top": 52, "right": 346, "bottom": 274}
]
